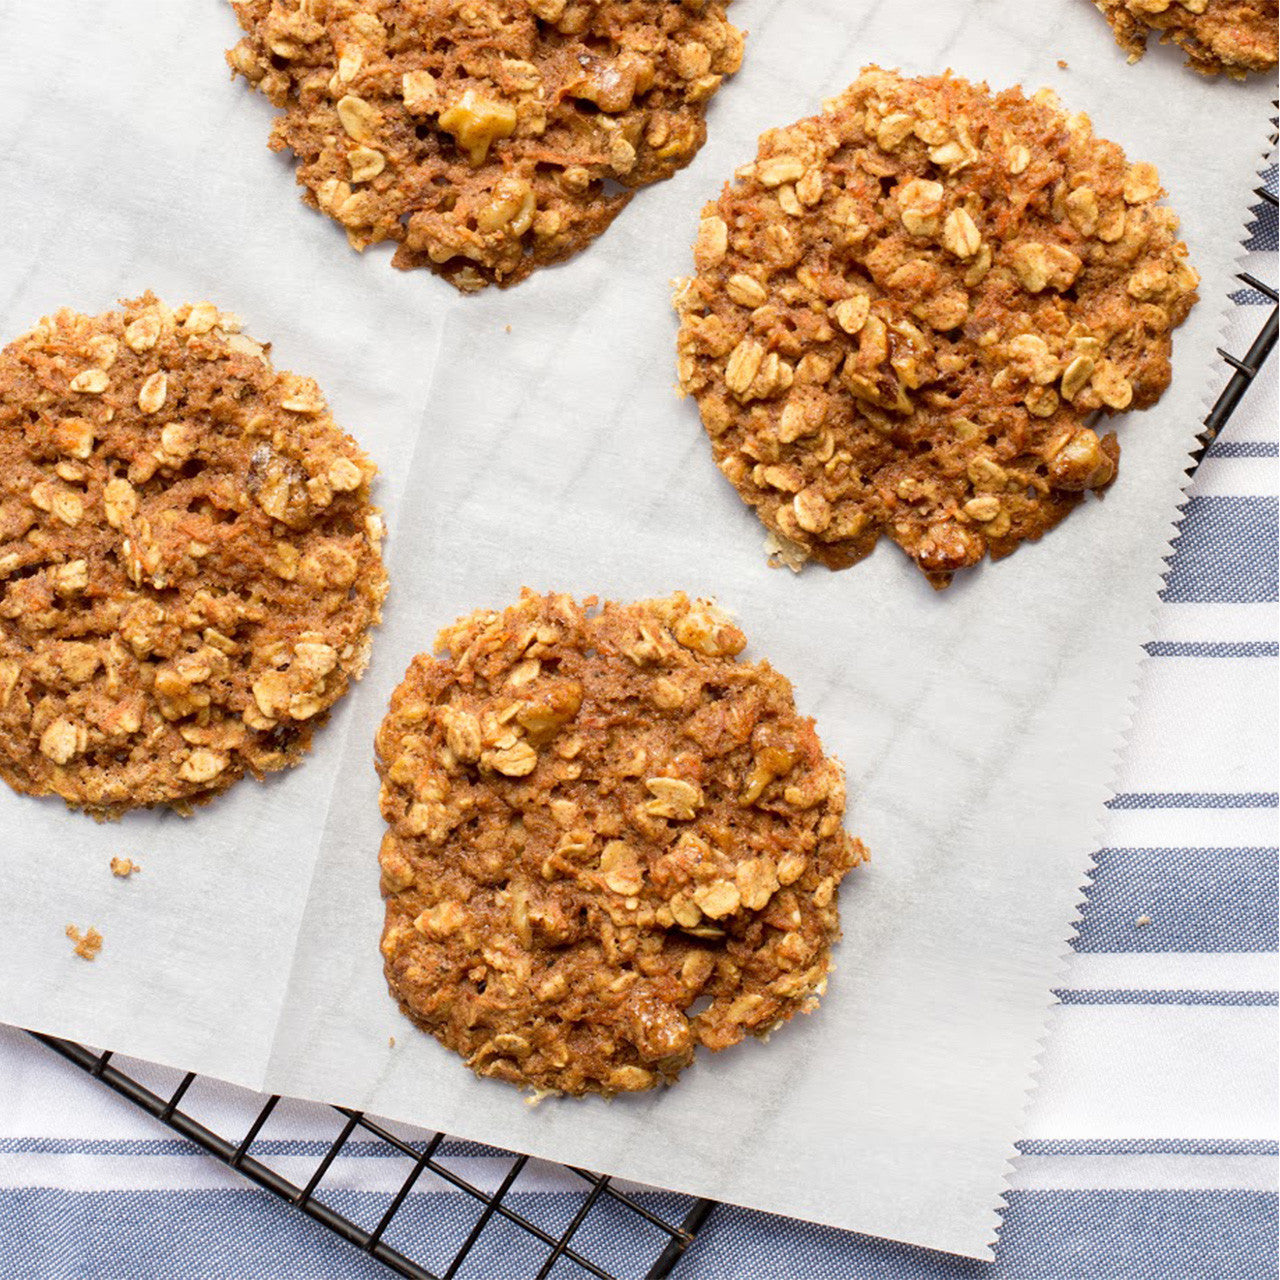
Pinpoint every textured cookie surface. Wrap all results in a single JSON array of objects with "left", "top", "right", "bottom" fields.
[
  {"left": 675, "top": 68, "right": 1199, "bottom": 588},
  {"left": 377, "top": 591, "right": 866, "bottom": 1096},
  {"left": 0, "top": 295, "right": 387, "bottom": 817},
  {"left": 229, "top": 0, "right": 743, "bottom": 290},
  {"left": 1094, "top": 0, "right": 1277, "bottom": 77}
]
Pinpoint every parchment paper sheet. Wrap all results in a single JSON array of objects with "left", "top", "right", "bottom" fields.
[{"left": 0, "top": 0, "right": 1272, "bottom": 1260}]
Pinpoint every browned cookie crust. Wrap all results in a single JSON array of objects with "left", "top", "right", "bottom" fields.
[
  {"left": 376, "top": 591, "right": 866, "bottom": 1096},
  {"left": 675, "top": 68, "right": 1199, "bottom": 588},
  {"left": 0, "top": 295, "right": 387, "bottom": 817},
  {"left": 1095, "top": 0, "right": 1278, "bottom": 77},
  {"left": 228, "top": 0, "right": 743, "bottom": 291}
]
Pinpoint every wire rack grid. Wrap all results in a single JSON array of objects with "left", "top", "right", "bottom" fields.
[
  {"left": 21, "top": 178, "right": 1278, "bottom": 1280},
  {"left": 29, "top": 1030, "right": 713, "bottom": 1280}
]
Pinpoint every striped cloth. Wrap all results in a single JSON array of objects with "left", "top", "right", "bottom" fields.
[{"left": 0, "top": 174, "right": 1274, "bottom": 1280}]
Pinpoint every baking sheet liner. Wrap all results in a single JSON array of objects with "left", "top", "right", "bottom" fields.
[{"left": 0, "top": 0, "right": 1273, "bottom": 1259}]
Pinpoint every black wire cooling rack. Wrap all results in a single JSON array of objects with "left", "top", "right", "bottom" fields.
[
  {"left": 1197, "top": 183, "right": 1278, "bottom": 456},
  {"left": 27, "top": 1030, "right": 713, "bottom": 1280},
  {"left": 22, "top": 180, "right": 1278, "bottom": 1280}
]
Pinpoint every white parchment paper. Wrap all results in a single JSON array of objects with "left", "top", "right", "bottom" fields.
[
  {"left": 0, "top": 2, "right": 446, "bottom": 1087},
  {"left": 0, "top": 0, "right": 1273, "bottom": 1260}
]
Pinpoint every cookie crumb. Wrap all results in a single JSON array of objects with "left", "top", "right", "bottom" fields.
[
  {"left": 110, "top": 857, "right": 140, "bottom": 878},
  {"left": 388, "top": 1035, "right": 396, "bottom": 1048},
  {"left": 1135, "top": 914, "right": 1152, "bottom": 927},
  {"left": 66, "top": 924, "right": 103, "bottom": 961},
  {"left": 1057, "top": 58, "right": 1069, "bottom": 69}
]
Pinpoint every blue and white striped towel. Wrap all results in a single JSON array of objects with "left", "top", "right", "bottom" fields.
[{"left": 0, "top": 172, "right": 1274, "bottom": 1280}]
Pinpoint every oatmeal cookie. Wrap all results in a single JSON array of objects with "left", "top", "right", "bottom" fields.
[
  {"left": 0, "top": 294, "right": 387, "bottom": 817},
  {"left": 376, "top": 591, "right": 866, "bottom": 1096},
  {"left": 675, "top": 68, "right": 1199, "bottom": 588},
  {"left": 228, "top": 0, "right": 743, "bottom": 291},
  {"left": 1094, "top": 0, "right": 1277, "bottom": 78}
]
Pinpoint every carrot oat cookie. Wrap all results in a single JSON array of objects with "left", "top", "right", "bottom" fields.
[
  {"left": 1093, "top": 0, "right": 1277, "bottom": 78},
  {"left": 0, "top": 295, "right": 387, "bottom": 817},
  {"left": 227, "top": 0, "right": 744, "bottom": 291},
  {"left": 376, "top": 591, "right": 866, "bottom": 1096},
  {"left": 674, "top": 68, "right": 1199, "bottom": 588}
]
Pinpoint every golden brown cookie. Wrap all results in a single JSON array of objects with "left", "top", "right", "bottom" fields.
[
  {"left": 1094, "top": 0, "right": 1277, "bottom": 77},
  {"left": 376, "top": 591, "right": 866, "bottom": 1096},
  {"left": 0, "top": 294, "right": 387, "bottom": 818},
  {"left": 228, "top": 0, "right": 744, "bottom": 291},
  {"left": 674, "top": 68, "right": 1199, "bottom": 588}
]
